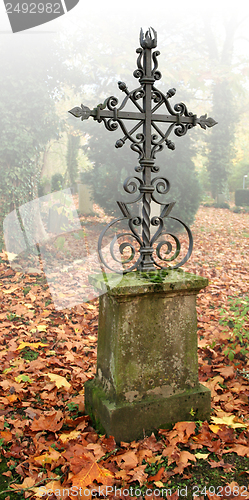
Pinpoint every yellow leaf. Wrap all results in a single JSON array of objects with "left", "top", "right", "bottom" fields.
[
  {"left": 211, "top": 415, "right": 246, "bottom": 429},
  {"left": 86, "top": 304, "right": 96, "bottom": 310},
  {"left": 17, "top": 342, "right": 47, "bottom": 350},
  {"left": 37, "top": 325, "right": 47, "bottom": 332},
  {"left": 146, "top": 456, "right": 158, "bottom": 464},
  {"left": 15, "top": 374, "right": 33, "bottom": 384},
  {"left": 34, "top": 447, "right": 61, "bottom": 466},
  {"left": 209, "top": 424, "right": 222, "bottom": 433},
  {"left": 195, "top": 452, "right": 209, "bottom": 460},
  {"left": 59, "top": 430, "right": 81, "bottom": 443},
  {"left": 3, "top": 367, "right": 12, "bottom": 374},
  {"left": 88, "top": 335, "right": 97, "bottom": 341},
  {"left": 47, "top": 373, "right": 71, "bottom": 389},
  {"left": 6, "top": 252, "right": 18, "bottom": 261},
  {"left": 154, "top": 481, "right": 165, "bottom": 487},
  {"left": 3, "top": 287, "right": 19, "bottom": 294}
]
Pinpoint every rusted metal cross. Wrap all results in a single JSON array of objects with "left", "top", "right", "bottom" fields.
[{"left": 69, "top": 27, "right": 217, "bottom": 273}]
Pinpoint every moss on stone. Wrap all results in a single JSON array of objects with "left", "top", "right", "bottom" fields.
[
  {"left": 90, "top": 269, "right": 208, "bottom": 297},
  {"left": 86, "top": 269, "right": 210, "bottom": 442},
  {"left": 85, "top": 377, "right": 211, "bottom": 443}
]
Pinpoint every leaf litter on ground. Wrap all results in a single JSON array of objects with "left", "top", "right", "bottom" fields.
[{"left": 0, "top": 206, "right": 248, "bottom": 499}]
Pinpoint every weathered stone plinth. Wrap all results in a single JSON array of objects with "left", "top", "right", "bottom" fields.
[{"left": 85, "top": 269, "right": 210, "bottom": 443}]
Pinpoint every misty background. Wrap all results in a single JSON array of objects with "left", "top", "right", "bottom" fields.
[{"left": 0, "top": 0, "right": 249, "bottom": 281}]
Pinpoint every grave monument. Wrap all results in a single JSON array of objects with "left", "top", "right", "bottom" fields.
[{"left": 69, "top": 28, "right": 217, "bottom": 442}]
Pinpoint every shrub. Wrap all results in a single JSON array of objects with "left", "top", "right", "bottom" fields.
[
  {"left": 51, "top": 173, "right": 64, "bottom": 192},
  {"left": 38, "top": 176, "right": 51, "bottom": 197},
  {"left": 202, "top": 202, "right": 215, "bottom": 207},
  {"left": 213, "top": 202, "right": 230, "bottom": 209},
  {"left": 232, "top": 206, "right": 242, "bottom": 213}
]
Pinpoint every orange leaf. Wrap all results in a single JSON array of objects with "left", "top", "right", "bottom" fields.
[
  {"left": 214, "top": 365, "right": 234, "bottom": 378},
  {"left": 0, "top": 416, "right": 4, "bottom": 430},
  {"left": 0, "top": 430, "right": 12, "bottom": 441},
  {"left": 27, "top": 291, "right": 36, "bottom": 302},
  {"left": 11, "top": 477, "right": 36, "bottom": 490},
  {"left": 72, "top": 462, "right": 114, "bottom": 488},
  {"left": 2, "top": 471, "right": 12, "bottom": 477},
  {"left": 127, "top": 464, "right": 148, "bottom": 486},
  {"left": 147, "top": 465, "right": 165, "bottom": 483},
  {"left": 31, "top": 410, "right": 64, "bottom": 432},
  {"left": 223, "top": 444, "right": 249, "bottom": 457},
  {"left": 178, "top": 450, "right": 196, "bottom": 464},
  {"left": 169, "top": 421, "right": 196, "bottom": 443},
  {"left": 6, "top": 394, "right": 18, "bottom": 403},
  {"left": 115, "top": 450, "right": 138, "bottom": 469}
]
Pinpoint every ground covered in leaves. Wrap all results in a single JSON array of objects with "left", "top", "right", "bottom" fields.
[{"left": 0, "top": 206, "right": 248, "bottom": 500}]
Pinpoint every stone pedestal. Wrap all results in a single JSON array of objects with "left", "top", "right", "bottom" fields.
[{"left": 85, "top": 269, "right": 210, "bottom": 443}]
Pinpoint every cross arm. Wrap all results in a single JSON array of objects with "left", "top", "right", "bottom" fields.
[
  {"left": 68, "top": 103, "right": 217, "bottom": 130},
  {"left": 68, "top": 103, "right": 145, "bottom": 122}
]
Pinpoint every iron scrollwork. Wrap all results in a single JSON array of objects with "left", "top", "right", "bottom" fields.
[{"left": 69, "top": 27, "right": 217, "bottom": 273}]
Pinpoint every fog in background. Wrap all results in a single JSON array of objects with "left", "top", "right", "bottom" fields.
[{"left": 1, "top": 0, "right": 249, "bottom": 307}]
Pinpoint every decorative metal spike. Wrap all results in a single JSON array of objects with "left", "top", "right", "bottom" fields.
[
  {"left": 68, "top": 104, "right": 91, "bottom": 121},
  {"left": 198, "top": 114, "right": 218, "bottom": 130},
  {"left": 140, "top": 27, "right": 157, "bottom": 49}
]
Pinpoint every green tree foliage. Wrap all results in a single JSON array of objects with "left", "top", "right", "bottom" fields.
[
  {"left": 202, "top": 10, "right": 240, "bottom": 199},
  {"left": 83, "top": 121, "right": 134, "bottom": 216},
  {"left": 65, "top": 134, "right": 81, "bottom": 186},
  {"left": 0, "top": 37, "right": 61, "bottom": 247},
  {"left": 161, "top": 136, "right": 202, "bottom": 227},
  {"left": 206, "top": 81, "right": 237, "bottom": 198}
]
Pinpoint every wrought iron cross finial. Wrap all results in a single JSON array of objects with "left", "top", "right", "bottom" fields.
[{"left": 69, "top": 28, "right": 217, "bottom": 273}]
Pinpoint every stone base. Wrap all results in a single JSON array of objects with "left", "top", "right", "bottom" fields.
[
  {"left": 86, "top": 270, "right": 211, "bottom": 442},
  {"left": 85, "top": 377, "right": 211, "bottom": 443}
]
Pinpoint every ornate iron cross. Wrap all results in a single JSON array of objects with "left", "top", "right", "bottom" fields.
[{"left": 69, "top": 27, "right": 217, "bottom": 273}]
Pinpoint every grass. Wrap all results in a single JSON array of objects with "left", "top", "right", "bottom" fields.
[
  {"left": 219, "top": 295, "right": 249, "bottom": 361},
  {"left": 0, "top": 451, "right": 248, "bottom": 499},
  {"left": 0, "top": 455, "right": 25, "bottom": 499},
  {"left": 144, "top": 453, "right": 249, "bottom": 497}
]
